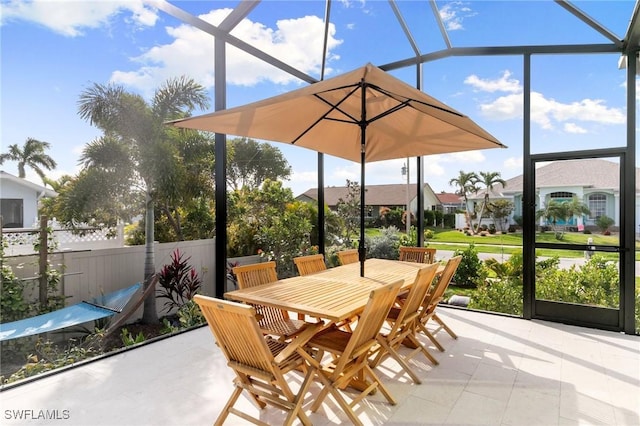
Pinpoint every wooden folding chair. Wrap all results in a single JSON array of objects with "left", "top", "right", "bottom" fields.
[
  {"left": 293, "top": 254, "right": 327, "bottom": 320},
  {"left": 337, "top": 249, "right": 359, "bottom": 265},
  {"left": 293, "top": 254, "right": 327, "bottom": 276},
  {"left": 298, "top": 280, "right": 403, "bottom": 426},
  {"left": 417, "top": 255, "right": 462, "bottom": 351},
  {"left": 233, "top": 261, "right": 308, "bottom": 340},
  {"left": 194, "top": 295, "right": 321, "bottom": 426},
  {"left": 369, "top": 263, "right": 440, "bottom": 384},
  {"left": 399, "top": 246, "right": 436, "bottom": 264}
]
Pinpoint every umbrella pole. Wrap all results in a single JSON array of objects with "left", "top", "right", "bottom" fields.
[
  {"left": 358, "top": 81, "right": 367, "bottom": 277},
  {"left": 359, "top": 149, "right": 366, "bottom": 277}
]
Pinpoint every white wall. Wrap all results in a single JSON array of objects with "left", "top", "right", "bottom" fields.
[
  {"left": 5, "top": 239, "right": 217, "bottom": 320},
  {"left": 0, "top": 178, "right": 40, "bottom": 227}
]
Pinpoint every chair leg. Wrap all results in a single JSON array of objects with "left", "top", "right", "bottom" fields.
[
  {"left": 283, "top": 367, "right": 316, "bottom": 426},
  {"left": 363, "top": 364, "right": 397, "bottom": 405},
  {"left": 433, "top": 313, "right": 457, "bottom": 339},
  {"left": 418, "top": 322, "right": 446, "bottom": 352},
  {"left": 214, "top": 386, "right": 243, "bottom": 426},
  {"left": 406, "top": 333, "right": 439, "bottom": 366}
]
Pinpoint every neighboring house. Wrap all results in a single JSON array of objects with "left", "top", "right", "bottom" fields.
[
  {"left": 0, "top": 170, "right": 56, "bottom": 228},
  {"left": 435, "top": 191, "right": 465, "bottom": 214},
  {"left": 466, "top": 159, "right": 640, "bottom": 230},
  {"left": 296, "top": 183, "right": 454, "bottom": 218}
]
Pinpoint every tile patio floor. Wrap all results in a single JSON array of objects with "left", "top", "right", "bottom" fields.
[{"left": 1, "top": 308, "right": 638, "bottom": 425}]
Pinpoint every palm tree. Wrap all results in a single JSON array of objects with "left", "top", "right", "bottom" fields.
[
  {"left": 563, "top": 197, "right": 591, "bottom": 227},
  {"left": 449, "top": 170, "right": 478, "bottom": 231},
  {"left": 473, "top": 171, "right": 506, "bottom": 233},
  {"left": 536, "top": 198, "right": 590, "bottom": 239},
  {"left": 0, "top": 138, "right": 57, "bottom": 184},
  {"left": 77, "top": 76, "right": 209, "bottom": 324}
]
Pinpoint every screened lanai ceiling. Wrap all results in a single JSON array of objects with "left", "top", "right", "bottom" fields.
[
  {"left": 151, "top": 0, "right": 640, "bottom": 86},
  {"left": 151, "top": 1, "right": 638, "bottom": 334}
]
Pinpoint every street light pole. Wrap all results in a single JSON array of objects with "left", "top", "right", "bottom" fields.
[{"left": 401, "top": 159, "right": 410, "bottom": 235}]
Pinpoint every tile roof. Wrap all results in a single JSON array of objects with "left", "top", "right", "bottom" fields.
[
  {"left": 298, "top": 183, "right": 430, "bottom": 206},
  {"left": 471, "top": 159, "right": 640, "bottom": 198},
  {"left": 435, "top": 192, "right": 463, "bottom": 204}
]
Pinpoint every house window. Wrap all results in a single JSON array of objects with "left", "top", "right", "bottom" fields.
[
  {"left": 1, "top": 199, "right": 24, "bottom": 228},
  {"left": 549, "top": 191, "right": 574, "bottom": 201},
  {"left": 588, "top": 193, "right": 607, "bottom": 219}
]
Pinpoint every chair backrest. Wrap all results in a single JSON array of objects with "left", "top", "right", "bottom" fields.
[
  {"left": 194, "top": 295, "right": 315, "bottom": 425},
  {"left": 194, "top": 295, "right": 276, "bottom": 373},
  {"left": 337, "top": 249, "right": 359, "bottom": 265},
  {"left": 422, "top": 255, "right": 462, "bottom": 313},
  {"left": 293, "top": 254, "right": 327, "bottom": 276},
  {"left": 432, "top": 255, "right": 462, "bottom": 302},
  {"left": 233, "top": 261, "right": 278, "bottom": 289},
  {"left": 231, "top": 261, "right": 292, "bottom": 327},
  {"left": 389, "top": 263, "right": 440, "bottom": 331},
  {"left": 399, "top": 246, "right": 436, "bottom": 264},
  {"left": 335, "top": 280, "right": 403, "bottom": 372}
]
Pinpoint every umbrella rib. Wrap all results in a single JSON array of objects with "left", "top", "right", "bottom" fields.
[
  {"left": 291, "top": 85, "right": 362, "bottom": 145},
  {"left": 368, "top": 84, "right": 465, "bottom": 117}
]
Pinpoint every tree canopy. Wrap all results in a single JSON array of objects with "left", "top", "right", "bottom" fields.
[
  {"left": 226, "top": 137, "right": 291, "bottom": 191},
  {"left": 0, "top": 138, "right": 57, "bottom": 184}
]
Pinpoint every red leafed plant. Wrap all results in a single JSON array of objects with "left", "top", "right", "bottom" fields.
[{"left": 156, "top": 249, "right": 202, "bottom": 313}]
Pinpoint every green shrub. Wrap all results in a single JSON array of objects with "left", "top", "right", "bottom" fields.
[
  {"left": 424, "top": 210, "right": 435, "bottom": 227},
  {"left": 366, "top": 226, "right": 400, "bottom": 260},
  {"left": 121, "top": 328, "right": 146, "bottom": 346},
  {"left": 443, "top": 213, "right": 455, "bottom": 228},
  {"left": 452, "top": 244, "right": 485, "bottom": 288},
  {"left": 536, "top": 255, "right": 619, "bottom": 307},
  {"left": 1, "top": 338, "right": 99, "bottom": 384},
  {"left": 469, "top": 278, "right": 523, "bottom": 315},
  {"left": 1, "top": 263, "right": 31, "bottom": 323},
  {"left": 177, "top": 299, "right": 205, "bottom": 328},
  {"left": 595, "top": 215, "right": 615, "bottom": 234}
]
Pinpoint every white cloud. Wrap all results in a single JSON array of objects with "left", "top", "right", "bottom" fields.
[
  {"left": 469, "top": 70, "right": 626, "bottom": 131},
  {"left": 439, "top": 2, "right": 476, "bottom": 31},
  {"left": 109, "top": 9, "right": 343, "bottom": 95},
  {"left": 325, "top": 163, "right": 361, "bottom": 187},
  {"left": 0, "top": 0, "right": 157, "bottom": 37},
  {"left": 563, "top": 122, "right": 587, "bottom": 134},
  {"left": 465, "top": 71, "right": 521, "bottom": 94},
  {"left": 503, "top": 156, "right": 522, "bottom": 170},
  {"left": 448, "top": 150, "right": 486, "bottom": 163}
]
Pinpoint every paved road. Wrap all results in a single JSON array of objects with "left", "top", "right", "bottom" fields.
[{"left": 435, "top": 248, "right": 640, "bottom": 276}]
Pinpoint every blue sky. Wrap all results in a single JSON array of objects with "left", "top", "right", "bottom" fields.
[{"left": 1, "top": 0, "right": 635, "bottom": 197}]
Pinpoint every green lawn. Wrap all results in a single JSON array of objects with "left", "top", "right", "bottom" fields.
[{"left": 366, "top": 227, "right": 640, "bottom": 260}]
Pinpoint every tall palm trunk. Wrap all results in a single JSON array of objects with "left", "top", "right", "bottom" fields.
[{"left": 142, "top": 192, "right": 158, "bottom": 324}]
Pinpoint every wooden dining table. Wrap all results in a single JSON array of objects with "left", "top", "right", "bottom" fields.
[{"left": 225, "top": 258, "right": 439, "bottom": 324}]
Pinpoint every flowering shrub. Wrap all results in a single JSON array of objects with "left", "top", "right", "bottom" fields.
[{"left": 156, "top": 249, "right": 202, "bottom": 313}]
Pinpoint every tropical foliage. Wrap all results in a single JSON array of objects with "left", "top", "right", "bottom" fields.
[
  {"left": 0, "top": 138, "right": 57, "bottom": 185},
  {"left": 68, "top": 76, "right": 209, "bottom": 324},
  {"left": 535, "top": 198, "right": 590, "bottom": 239},
  {"left": 228, "top": 179, "right": 315, "bottom": 278},
  {"left": 472, "top": 171, "right": 506, "bottom": 233},
  {"left": 156, "top": 249, "right": 202, "bottom": 313},
  {"left": 226, "top": 137, "right": 291, "bottom": 190},
  {"left": 335, "top": 179, "right": 363, "bottom": 244},
  {"left": 449, "top": 170, "right": 478, "bottom": 230}
]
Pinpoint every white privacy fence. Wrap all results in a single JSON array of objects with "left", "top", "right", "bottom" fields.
[
  {"left": 3, "top": 239, "right": 217, "bottom": 320},
  {"left": 2, "top": 223, "right": 125, "bottom": 256}
]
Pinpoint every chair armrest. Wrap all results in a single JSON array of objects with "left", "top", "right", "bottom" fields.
[{"left": 274, "top": 322, "right": 325, "bottom": 364}]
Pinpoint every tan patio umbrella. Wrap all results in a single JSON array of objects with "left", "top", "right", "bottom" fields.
[{"left": 169, "top": 63, "right": 506, "bottom": 276}]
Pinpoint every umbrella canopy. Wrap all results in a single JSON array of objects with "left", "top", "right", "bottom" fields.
[{"left": 169, "top": 63, "right": 506, "bottom": 275}]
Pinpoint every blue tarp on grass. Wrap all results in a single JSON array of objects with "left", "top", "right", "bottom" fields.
[{"left": 0, "top": 282, "right": 141, "bottom": 341}]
